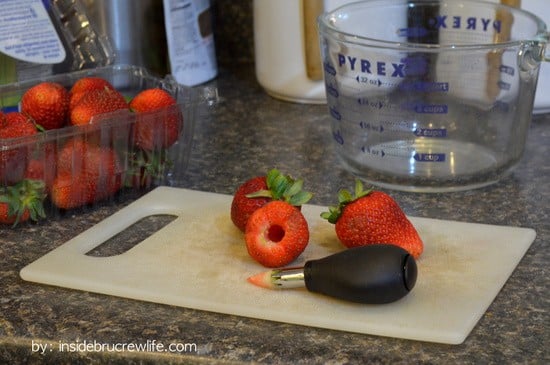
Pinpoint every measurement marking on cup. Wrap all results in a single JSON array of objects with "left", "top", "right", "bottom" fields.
[
  {"left": 399, "top": 81, "right": 449, "bottom": 92},
  {"left": 360, "top": 145, "right": 415, "bottom": 159},
  {"left": 414, "top": 128, "right": 447, "bottom": 138},
  {"left": 333, "top": 130, "right": 344, "bottom": 145},
  {"left": 330, "top": 106, "right": 342, "bottom": 120},
  {"left": 400, "top": 102, "right": 449, "bottom": 114},
  {"left": 414, "top": 104, "right": 448, "bottom": 114},
  {"left": 499, "top": 65, "right": 514, "bottom": 76},
  {"left": 361, "top": 146, "right": 386, "bottom": 157},
  {"left": 326, "top": 83, "right": 339, "bottom": 97},
  {"left": 357, "top": 98, "right": 385, "bottom": 109},
  {"left": 356, "top": 76, "right": 382, "bottom": 86},
  {"left": 497, "top": 81, "right": 511, "bottom": 91},
  {"left": 360, "top": 145, "right": 447, "bottom": 163},
  {"left": 414, "top": 153, "right": 446, "bottom": 162},
  {"left": 359, "top": 121, "right": 384, "bottom": 132},
  {"left": 324, "top": 62, "right": 336, "bottom": 76}
]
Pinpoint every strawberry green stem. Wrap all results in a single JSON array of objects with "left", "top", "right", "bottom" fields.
[
  {"left": 245, "top": 169, "right": 313, "bottom": 206},
  {"left": 0, "top": 179, "right": 47, "bottom": 227},
  {"left": 320, "top": 179, "right": 373, "bottom": 224}
]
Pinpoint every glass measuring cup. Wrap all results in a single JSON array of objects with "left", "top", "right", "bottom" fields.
[{"left": 318, "top": 0, "right": 549, "bottom": 192}]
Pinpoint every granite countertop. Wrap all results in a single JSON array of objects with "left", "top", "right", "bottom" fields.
[{"left": 1, "top": 64, "right": 548, "bottom": 364}]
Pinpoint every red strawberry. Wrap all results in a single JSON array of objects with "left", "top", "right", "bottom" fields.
[
  {"left": 70, "top": 76, "right": 115, "bottom": 95},
  {"left": 25, "top": 142, "right": 58, "bottom": 192},
  {"left": 2, "top": 112, "right": 37, "bottom": 135},
  {"left": 231, "top": 176, "right": 270, "bottom": 231},
  {"left": 51, "top": 141, "right": 123, "bottom": 209},
  {"left": 230, "top": 169, "right": 313, "bottom": 232},
  {"left": 0, "top": 112, "right": 38, "bottom": 185},
  {"left": 21, "top": 82, "right": 69, "bottom": 130},
  {"left": 50, "top": 172, "right": 88, "bottom": 210},
  {"left": 56, "top": 138, "right": 88, "bottom": 175},
  {"left": 68, "top": 77, "right": 116, "bottom": 110},
  {"left": 83, "top": 146, "right": 124, "bottom": 199},
  {"left": 129, "top": 88, "right": 182, "bottom": 150},
  {"left": 245, "top": 200, "right": 309, "bottom": 267},
  {"left": 69, "top": 87, "right": 128, "bottom": 126},
  {"left": 321, "top": 180, "right": 424, "bottom": 259},
  {"left": 0, "top": 111, "right": 6, "bottom": 127},
  {"left": 0, "top": 179, "right": 47, "bottom": 226}
]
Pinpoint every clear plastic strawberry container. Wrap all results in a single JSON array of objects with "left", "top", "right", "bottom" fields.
[{"left": 0, "top": 64, "right": 217, "bottom": 226}]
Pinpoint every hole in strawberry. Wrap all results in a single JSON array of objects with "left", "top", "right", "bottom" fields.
[{"left": 266, "top": 224, "right": 285, "bottom": 243}]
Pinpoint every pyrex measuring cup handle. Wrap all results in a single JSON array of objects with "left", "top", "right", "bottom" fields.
[{"left": 545, "top": 40, "right": 550, "bottom": 63}]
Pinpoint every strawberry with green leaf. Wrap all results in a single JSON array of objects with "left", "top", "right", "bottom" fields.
[
  {"left": 231, "top": 169, "right": 313, "bottom": 232},
  {"left": 0, "top": 179, "right": 46, "bottom": 226},
  {"left": 321, "top": 180, "right": 424, "bottom": 259},
  {"left": 125, "top": 149, "right": 172, "bottom": 189},
  {"left": 0, "top": 112, "right": 38, "bottom": 185}
]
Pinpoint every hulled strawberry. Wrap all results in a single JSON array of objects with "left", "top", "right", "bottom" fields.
[
  {"left": 230, "top": 169, "right": 313, "bottom": 232},
  {"left": 0, "top": 112, "right": 38, "bottom": 185},
  {"left": 68, "top": 77, "right": 116, "bottom": 110},
  {"left": 21, "top": 82, "right": 69, "bottom": 130},
  {"left": 0, "top": 179, "right": 46, "bottom": 226},
  {"left": 321, "top": 180, "right": 424, "bottom": 259},
  {"left": 129, "top": 88, "right": 182, "bottom": 150},
  {"left": 245, "top": 200, "right": 309, "bottom": 267},
  {"left": 69, "top": 87, "right": 128, "bottom": 126}
]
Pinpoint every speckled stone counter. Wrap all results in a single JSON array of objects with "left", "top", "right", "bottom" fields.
[{"left": 1, "top": 63, "right": 548, "bottom": 364}]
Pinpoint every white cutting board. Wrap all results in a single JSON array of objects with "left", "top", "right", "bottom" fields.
[{"left": 20, "top": 187, "right": 536, "bottom": 345}]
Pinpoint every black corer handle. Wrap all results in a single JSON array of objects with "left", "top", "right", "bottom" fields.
[{"left": 303, "top": 244, "right": 417, "bottom": 304}]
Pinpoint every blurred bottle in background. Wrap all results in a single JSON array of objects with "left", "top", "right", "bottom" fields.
[
  {"left": 162, "top": 0, "right": 218, "bottom": 86},
  {"left": 84, "top": 0, "right": 217, "bottom": 86},
  {"left": 83, "top": 0, "right": 169, "bottom": 77},
  {"left": 0, "top": 0, "right": 113, "bottom": 85}
]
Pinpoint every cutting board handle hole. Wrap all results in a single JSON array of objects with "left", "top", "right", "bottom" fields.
[{"left": 85, "top": 214, "right": 178, "bottom": 257}]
